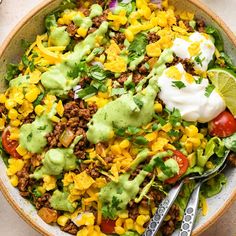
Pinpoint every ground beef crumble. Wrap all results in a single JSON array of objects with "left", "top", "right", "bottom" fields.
[
  {"left": 166, "top": 56, "right": 196, "bottom": 75},
  {"left": 92, "top": 9, "right": 109, "bottom": 28},
  {"left": 46, "top": 99, "right": 97, "bottom": 159},
  {"left": 61, "top": 220, "right": 79, "bottom": 235}
]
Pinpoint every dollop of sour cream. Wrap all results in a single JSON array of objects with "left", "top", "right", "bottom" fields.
[
  {"left": 172, "top": 32, "right": 215, "bottom": 71},
  {"left": 158, "top": 63, "right": 226, "bottom": 123}
]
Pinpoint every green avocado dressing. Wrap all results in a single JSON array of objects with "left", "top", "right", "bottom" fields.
[
  {"left": 157, "top": 158, "right": 179, "bottom": 181},
  {"left": 19, "top": 104, "right": 57, "bottom": 153},
  {"left": 87, "top": 49, "right": 174, "bottom": 144},
  {"left": 73, "top": 4, "right": 103, "bottom": 29},
  {"left": 41, "top": 21, "right": 108, "bottom": 96},
  {"left": 31, "top": 136, "right": 81, "bottom": 179},
  {"left": 9, "top": 75, "right": 29, "bottom": 87},
  {"left": 99, "top": 150, "right": 173, "bottom": 217},
  {"left": 49, "top": 26, "right": 71, "bottom": 47},
  {"left": 50, "top": 190, "right": 76, "bottom": 213}
]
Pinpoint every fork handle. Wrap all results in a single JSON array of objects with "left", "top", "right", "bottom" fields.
[
  {"left": 143, "top": 180, "right": 184, "bottom": 236},
  {"left": 178, "top": 182, "right": 202, "bottom": 236}
]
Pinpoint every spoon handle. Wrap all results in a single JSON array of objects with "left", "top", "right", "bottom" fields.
[
  {"left": 143, "top": 180, "right": 184, "bottom": 236},
  {"left": 178, "top": 182, "right": 202, "bottom": 236}
]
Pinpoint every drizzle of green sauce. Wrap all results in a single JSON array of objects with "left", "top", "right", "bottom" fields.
[
  {"left": 49, "top": 26, "right": 71, "bottom": 47},
  {"left": 19, "top": 105, "right": 57, "bottom": 154},
  {"left": 41, "top": 21, "right": 108, "bottom": 96},
  {"left": 73, "top": 4, "right": 103, "bottom": 30},
  {"left": 50, "top": 190, "right": 76, "bottom": 213},
  {"left": 87, "top": 49, "right": 174, "bottom": 144},
  {"left": 31, "top": 136, "right": 81, "bottom": 179},
  {"left": 99, "top": 150, "right": 173, "bottom": 217}
]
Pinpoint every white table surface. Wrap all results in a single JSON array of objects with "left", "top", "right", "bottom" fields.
[{"left": 0, "top": 0, "right": 236, "bottom": 235}]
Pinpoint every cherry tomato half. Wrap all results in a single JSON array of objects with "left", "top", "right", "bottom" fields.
[
  {"left": 208, "top": 111, "right": 236, "bottom": 138},
  {"left": 1, "top": 128, "right": 21, "bottom": 158},
  {"left": 165, "top": 150, "right": 189, "bottom": 184},
  {"left": 100, "top": 219, "right": 116, "bottom": 234}
]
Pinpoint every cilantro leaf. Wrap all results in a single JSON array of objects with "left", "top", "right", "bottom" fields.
[
  {"left": 22, "top": 55, "right": 35, "bottom": 72},
  {"left": 33, "top": 92, "right": 45, "bottom": 107},
  {"left": 133, "top": 97, "right": 143, "bottom": 109},
  {"left": 134, "top": 136, "right": 148, "bottom": 145},
  {"left": 195, "top": 77, "right": 203, "bottom": 84},
  {"left": 128, "top": 33, "right": 148, "bottom": 61},
  {"left": 77, "top": 86, "right": 97, "bottom": 99},
  {"left": 102, "top": 196, "right": 121, "bottom": 219},
  {"left": 194, "top": 55, "right": 205, "bottom": 67},
  {"left": 205, "top": 26, "right": 224, "bottom": 51},
  {"left": 4, "top": 63, "right": 20, "bottom": 82},
  {"left": 67, "top": 62, "right": 88, "bottom": 79},
  {"left": 172, "top": 81, "right": 186, "bottom": 89},
  {"left": 89, "top": 65, "right": 111, "bottom": 81},
  {"left": 169, "top": 108, "right": 182, "bottom": 126},
  {"left": 205, "top": 84, "right": 215, "bottom": 97},
  {"left": 127, "top": 126, "right": 141, "bottom": 135}
]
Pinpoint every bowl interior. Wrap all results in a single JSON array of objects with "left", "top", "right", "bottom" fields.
[{"left": 0, "top": 0, "right": 235, "bottom": 235}]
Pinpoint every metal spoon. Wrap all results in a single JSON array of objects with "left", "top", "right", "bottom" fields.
[
  {"left": 143, "top": 150, "right": 230, "bottom": 236},
  {"left": 178, "top": 156, "right": 229, "bottom": 236}
]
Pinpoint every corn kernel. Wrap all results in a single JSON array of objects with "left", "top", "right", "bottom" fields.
[
  {"left": 119, "top": 211, "right": 129, "bottom": 219},
  {"left": 125, "top": 29, "right": 134, "bottom": 42},
  {"left": 0, "top": 94, "right": 6, "bottom": 103},
  {"left": 25, "top": 89, "right": 40, "bottom": 102},
  {"left": 7, "top": 158, "right": 24, "bottom": 176},
  {"left": 5, "top": 99, "right": 16, "bottom": 110},
  {"left": 136, "top": 215, "right": 150, "bottom": 226},
  {"left": 10, "top": 119, "right": 21, "bottom": 127},
  {"left": 10, "top": 175, "right": 18, "bottom": 187},
  {"left": 164, "top": 215, "right": 171, "bottom": 221},
  {"left": 185, "top": 125, "right": 198, "bottom": 137},
  {"left": 134, "top": 223, "right": 145, "bottom": 234},
  {"left": 56, "top": 100, "right": 64, "bottom": 117},
  {"left": 57, "top": 215, "right": 69, "bottom": 227},
  {"left": 138, "top": 206, "right": 149, "bottom": 215},
  {"left": 51, "top": 115, "right": 60, "bottom": 123},
  {"left": 124, "top": 218, "right": 134, "bottom": 230},
  {"left": 162, "top": 123, "right": 172, "bottom": 132},
  {"left": 146, "top": 42, "right": 161, "bottom": 57},
  {"left": 119, "top": 140, "right": 130, "bottom": 149},
  {"left": 8, "top": 109, "right": 18, "bottom": 120},
  {"left": 116, "top": 218, "right": 124, "bottom": 227},
  {"left": 77, "top": 27, "right": 88, "bottom": 37},
  {"left": 35, "top": 105, "right": 45, "bottom": 116},
  {"left": 115, "top": 226, "right": 125, "bottom": 235},
  {"left": 188, "top": 137, "right": 201, "bottom": 148},
  {"left": 185, "top": 141, "right": 193, "bottom": 153},
  {"left": 206, "top": 161, "right": 214, "bottom": 169},
  {"left": 23, "top": 153, "right": 32, "bottom": 160},
  {"left": 144, "top": 132, "right": 157, "bottom": 142},
  {"left": 111, "top": 144, "right": 121, "bottom": 155},
  {"left": 0, "top": 118, "right": 5, "bottom": 130},
  {"left": 9, "top": 128, "right": 20, "bottom": 140},
  {"left": 154, "top": 102, "right": 163, "bottom": 113},
  {"left": 16, "top": 145, "right": 27, "bottom": 156}
]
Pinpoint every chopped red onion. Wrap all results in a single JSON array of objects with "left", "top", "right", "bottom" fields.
[
  {"left": 73, "top": 85, "right": 81, "bottom": 99},
  {"left": 109, "top": 0, "right": 118, "bottom": 12},
  {"left": 151, "top": 0, "right": 162, "bottom": 8}
]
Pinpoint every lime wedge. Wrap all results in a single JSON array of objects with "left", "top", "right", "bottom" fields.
[{"left": 207, "top": 68, "right": 236, "bottom": 116}]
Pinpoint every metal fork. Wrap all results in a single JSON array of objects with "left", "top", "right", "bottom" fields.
[
  {"left": 143, "top": 150, "right": 230, "bottom": 236},
  {"left": 178, "top": 162, "right": 227, "bottom": 236}
]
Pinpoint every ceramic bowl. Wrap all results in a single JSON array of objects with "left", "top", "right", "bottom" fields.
[{"left": 0, "top": 0, "right": 236, "bottom": 235}]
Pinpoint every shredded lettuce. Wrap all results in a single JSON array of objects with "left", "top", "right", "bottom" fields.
[
  {"left": 205, "top": 26, "right": 224, "bottom": 51},
  {"left": 223, "top": 132, "right": 236, "bottom": 152},
  {"left": 201, "top": 173, "right": 227, "bottom": 198},
  {"left": 175, "top": 181, "right": 195, "bottom": 218},
  {"left": 197, "top": 137, "right": 225, "bottom": 167}
]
